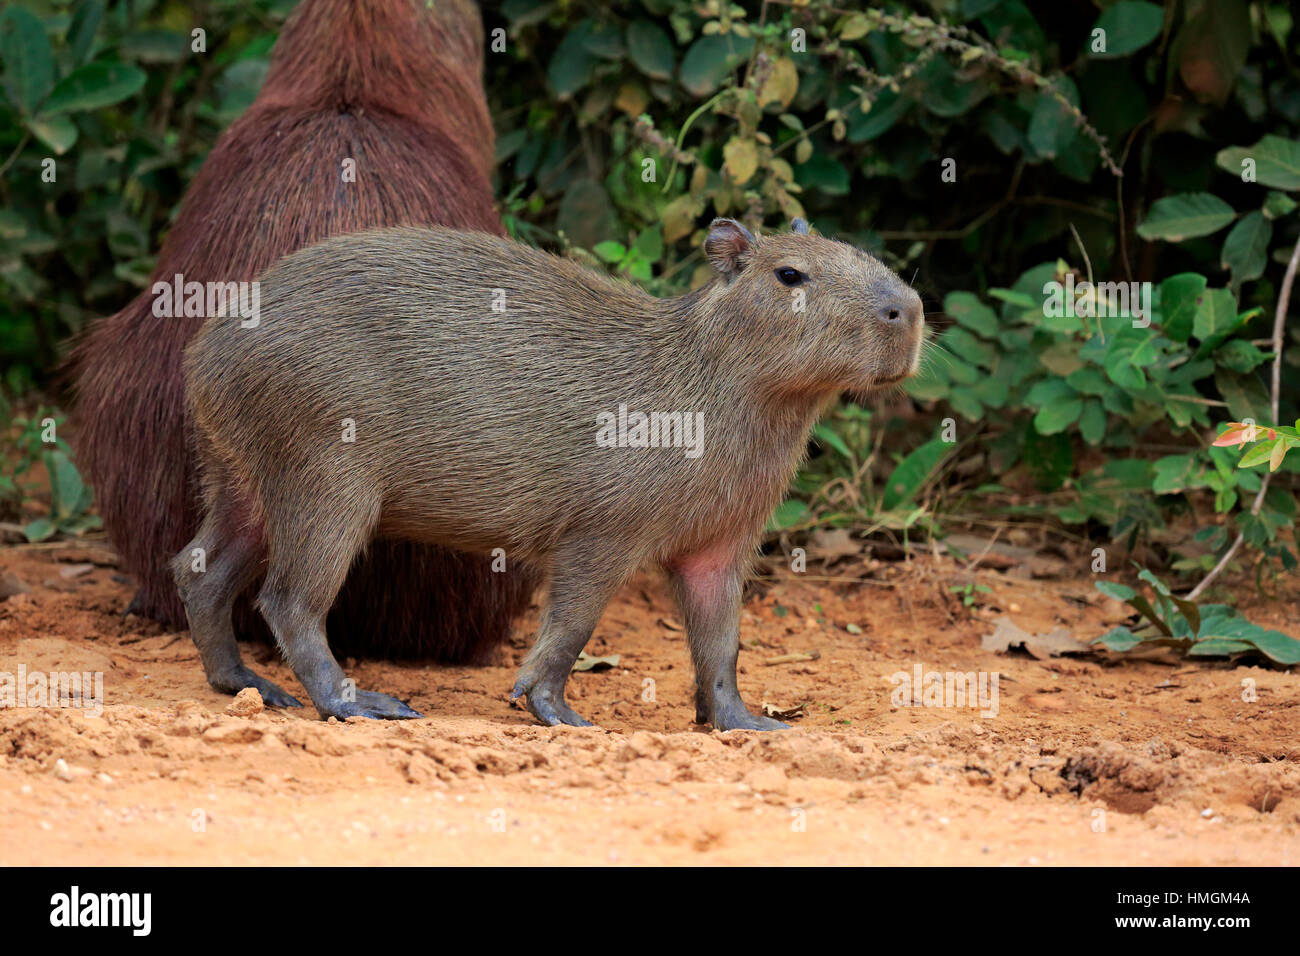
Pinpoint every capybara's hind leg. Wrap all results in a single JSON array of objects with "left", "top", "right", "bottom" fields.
[
  {"left": 256, "top": 491, "right": 421, "bottom": 720},
  {"left": 173, "top": 515, "right": 302, "bottom": 708}
]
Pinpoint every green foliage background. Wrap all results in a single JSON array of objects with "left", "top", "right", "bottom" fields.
[{"left": 1, "top": 0, "right": 1299, "bottom": 604}]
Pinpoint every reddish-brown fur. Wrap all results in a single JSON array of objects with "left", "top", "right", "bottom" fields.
[{"left": 67, "top": 0, "right": 535, "bottom": 662}]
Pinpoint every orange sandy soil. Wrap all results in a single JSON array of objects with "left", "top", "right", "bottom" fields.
[{"left": 0, "top": 537, "right": 1297, "bottom": 866}]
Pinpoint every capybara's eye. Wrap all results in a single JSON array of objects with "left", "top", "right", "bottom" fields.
[{"left": 774, "top": 267, "right": 805, "bottom": 286}]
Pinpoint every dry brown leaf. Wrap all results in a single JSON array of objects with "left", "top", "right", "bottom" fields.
[
  {"left": 572, "top": 652, "right": 620, "bottom": 673},
  {"left": 982, "top": 616, "right": 1092, "bottom": 659},
  {"left": 806, "top": 527, "right": 863, "bottom": 564},
  {"left": 761, "top": 701, "right": 807, "bottom": 720}
]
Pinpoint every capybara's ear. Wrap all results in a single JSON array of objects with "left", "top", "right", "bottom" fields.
[
  {"left": 704, "top": 218, "right": 757, "bottom": 276},
  {"left": 791, "top": 217, "right": 810, "bottom": 235}
]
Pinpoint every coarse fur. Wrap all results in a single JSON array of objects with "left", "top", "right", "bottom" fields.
[
  {"left": 173, "top": 219, "right": 925, "bottom": 729},
  {"left": 66, "top": 0, "right": 535, "bottom": 663}
]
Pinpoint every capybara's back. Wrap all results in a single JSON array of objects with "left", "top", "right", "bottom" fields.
[{"left": 187, "top": 228, "right": 724, "bottom": 560}]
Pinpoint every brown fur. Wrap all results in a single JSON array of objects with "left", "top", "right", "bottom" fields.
[
  {"left": 172, "top": 220, "right": 925, "bottom": 728},
  {"left": 66, "top": 0, "right": 535, "bottom": 663}
]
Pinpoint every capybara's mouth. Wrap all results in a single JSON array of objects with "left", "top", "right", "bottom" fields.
[
  {"left": 870, "top": 370, "right": 915, "bottom": 387},
  {"left": 845, "top": 370, "right": 914, "bottom": 405}
]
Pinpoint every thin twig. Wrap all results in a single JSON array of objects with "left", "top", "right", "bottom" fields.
[
  {"left": 1185, "top": 235, "right": 1300, "bottom": 600},
  {"left": 0, "top": 131, "right": 32, "bottom": 179}
]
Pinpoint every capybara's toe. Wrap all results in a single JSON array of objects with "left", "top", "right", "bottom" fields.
[{"left": 318, "top": 690, "right": 422, "bottom": 721}]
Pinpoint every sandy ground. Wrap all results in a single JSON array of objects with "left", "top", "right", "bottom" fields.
[{"left": 0, "top": 537, "right": 1297, "bottom": 866}]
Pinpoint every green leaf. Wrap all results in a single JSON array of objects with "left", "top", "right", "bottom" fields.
[
  {"left": 626, "top": 21, "right": 674, "bottom": 80},
  {"left": 119, "top": 29, "right": 189, "bottom": 64},
  {"left": 847, "top": 87, "right": 910, "bottom": 143},
  {"left": 502, "top": 0, "right": 552, "bottom": 28},
  {"left": 794, "top": 154, "right": 850, "bottom": 195},
  {"left": 1136, "top": 193, "right": 1236, "bottom": 242},
  {"left": 1241, "top": 628, "right": 1300, "bottom": 665},
  {"left": 917, "top": 55, "right": 987, "bottom": 118},
  {"left": 1158, "top": 272, "right": 1206, "bottom": 342},
  {"left": 812, "top": 423, "right": 852, "bottom": 459},
  {"left": 1064, "top": 367, "right": 1107, "bottom": 396},
  {"left": 881, "top": 438, "right": 949, "bottom": 510},
  {"left": 45, "top": 449, "right": 89, "bottom": 518},
  {"left": 40, "top": 61, "right": 146, "bottom": 114},
  {"left": 1186, "top": 639, "right": 1253, "bottom": 657},
  {"left": 66, "top": 0, "right": 105, "bottom": 66},
  {"left": 24, "top": 517, "right": 56, "bottom": 543},
  {"left": 631, "top": 226, "right": 663, "bottom": 263},
  {"left": 1238, "top": 439, "right": 1279, "bottom": 469},
  {"left": 1104, "top": 339, "right": 1146, "bottom": 389},
  {"left": 941, "top": 327, "right": 997, "bottom": 369},
  {"left": 1027, "top": 75, "right": 1079, "bottom": 159},
  {"left": 1078, "top": 399, "right": 1106, "bottom": 444},
  {"left": 948, "top": 389, "right": 984, "bottom": 422},
  {"left": 580, "top": 21, "right": 624, "bottom": 60},
  {"left": 1128, "top": 593, "right": 1172, "bottom": 635},
  {"left": 548, "top": 27, "right": 600, "bottom": 98},
  {"left": 1220, "top": 211, "right": 1272, "bottom": 282},
  {"left": 1215, "top": 368, "right": 1270, "bottom": 422},
  {"left": 592, "top": 240, "right": 626, "bottom": 263},
  {"left": 943, "top": 291, "right": 999, "bottom": 338},
  {"left": 1033, "top": 396, "right": 1084, "bottom": 435},
  {"left": 1152, "top": 454, "right": 1198, "bottom": 494},
  {"left": 26, "top": 114, "right": 77, "bottom": 154},
  {"left": 1169, "top": 594, "right": 1201, "bottom": 635},
  {"left": 1192, "top": 287, "right": 1239, "bottom": 347},
  {"left": 1092, "top": 2, "right": 1164, "bottom": 57},
  {"left": 1214, "top": 338, "right": 1268, "bottom": 372},
  {"left": 1263, "top": 191, "right": 1297, "bottom": 219},
  {"left": 1095, "top": 581, "right": 1137, "bottom": 601},
  {"left": 1215, "top": 136, "right": 1300, "bottom": 191},
  {"left": 0, "top": 6, "right": 54, "bottom": 114},
  {"left": 1093, "top": 625, "right": 1142, "bottom": 651},
  {"left": 768, "top": 497, "right": 810, "bottom": 530},
  {"left": 1128, "top": 332, "right": 1163, "bottom": 368},
  {"left": 679, "top": 33, "right": 754, "bottom": 97}
]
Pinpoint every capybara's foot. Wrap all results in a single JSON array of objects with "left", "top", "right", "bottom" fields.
[
  {"left": 511, "top": 675, "right": 593, "bottom": 727},
  {"left": 712, "top": 711, "right": 789, "bottom": 732},
  {"left": 209, "top": 665, "right": 303, "bottom": 709},
  {"left": 705, "top": 697, "right": 789, "bottom": 732},
  {"left": 315, "top": 689, "right": 423, "bottom": 721}
]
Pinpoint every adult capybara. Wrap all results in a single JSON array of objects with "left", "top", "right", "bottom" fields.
[
  {"left": 68, "top": 0, "right": 535, "bottom": 663},
  {"left": 173, "top": 219, "right": 925, "bottom": 729}
]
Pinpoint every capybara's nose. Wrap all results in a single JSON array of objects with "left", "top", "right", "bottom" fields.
[{"left": 873, "top": 285, "right": 924, "bottom": 330}]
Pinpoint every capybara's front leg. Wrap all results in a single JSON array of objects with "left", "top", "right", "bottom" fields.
[
  {"left": 668, "top": 545, "right": 788, "bottom": 732},
  {"left": 512, "top": 544, "right": 631, "bottom": 727}
]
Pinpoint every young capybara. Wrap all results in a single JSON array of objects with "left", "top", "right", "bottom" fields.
[
  {"left": 173, "top": 218, "right": 925, "bottom": 730},
  {"left": 67, "top": 0, "right": 535, "bottom": 664}
]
